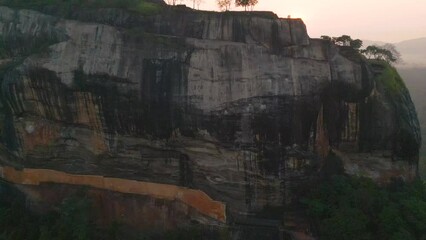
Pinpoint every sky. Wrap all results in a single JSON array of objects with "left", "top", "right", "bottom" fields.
[{"left": 194, "top": 0, "right": 426, "bottom": 43}]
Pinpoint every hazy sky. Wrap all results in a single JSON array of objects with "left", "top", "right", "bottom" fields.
[{"left": 196, "top": 0, "right": 426, "bottom": 43}]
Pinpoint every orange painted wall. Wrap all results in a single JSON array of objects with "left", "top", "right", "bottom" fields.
[{"left": 0, "top": 166, "right": 226, "bottom": 223}]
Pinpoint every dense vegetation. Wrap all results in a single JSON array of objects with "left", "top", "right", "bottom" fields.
[
  {"left": 0, "top": 181, "right": 228, "bottom": 240},
  {"left": 0, "top": 182, "right": 95, "bottom": 240},
  {"left": 321, "top": 35, "right": 363, "bottom": 50},
  {"left": 321, "top": 35, "right": 401, "bottom": 64},
  {"left": 362, "top": 44, "right": 402, "bottom": 64},
  {"left": 304, "top": 174, "right": 426, "bottom": 240},
  {"left": 0, "top": 0, "right": 161, "bottom": 15}
]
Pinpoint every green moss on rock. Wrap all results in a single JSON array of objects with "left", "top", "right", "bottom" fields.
[
  {"left": 373, "top": 61, "right": 407, "bottom": 96},
  {"left": 370, "top": 60, "right": 421, "bottom": 160}
]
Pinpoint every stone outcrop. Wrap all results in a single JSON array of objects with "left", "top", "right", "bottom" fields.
[{"left": 0, "top": 4, "right": 421, "bottom": 231}]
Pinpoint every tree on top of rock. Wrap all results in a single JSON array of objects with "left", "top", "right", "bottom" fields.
[
  {"left": 320, "top": 35, "right": 332, "bottom": 41},
  {"left": 361, "top": 44, "right": 402, "bottom": 64},
  {"left": 235, "top": 0, "right": 258, "bottom": 11},
  {"left": 332, "top": 35, "right": 363, "bottom": 50},
  {"left": 333, "top": 35, "right": 353, "bottom": 46},
  {"left": 217, "top": 0, "right": 231, "bottom": 11},
  {"left": 349, "top": 39, "right": 363, "bottom": 50},
  {"left": 321, "top": 35, "right": 363, "bottom": 51}
]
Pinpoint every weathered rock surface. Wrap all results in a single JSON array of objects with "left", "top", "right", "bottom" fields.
[{"left": 0, "top": 5, "right": 421, "bottom": 231}]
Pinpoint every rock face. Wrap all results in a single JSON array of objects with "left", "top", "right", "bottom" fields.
[{"left": 0, "top": 5, "right": 421, "bottom": 230}]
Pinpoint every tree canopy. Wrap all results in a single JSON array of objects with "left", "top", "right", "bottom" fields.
[
  {"left": 304, "top": 173, "right": 426, "bottom": 240},
  {"left": 320, "top": 35, "right": 401, "bottom": 64},
  {"left": 361, "top": 44, "right": 401, "bottom": 63},
  {"left": 235, "top": 0, "right": 258, "bottom": 11},
  {"left": 217, "top": 0, "right": 231, "bottom": 11},
  {"left": 321, "top": 35, "right": 363, "bottom": 50}
]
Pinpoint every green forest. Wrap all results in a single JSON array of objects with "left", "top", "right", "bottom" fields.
[
  {"left": 304, "top": 174, "right": 426, "bottom": 239},
  {"left": 0, "top": 0, "right": 161, "bottom": 15},
  {"left": 298, "top": 148, "right": 426, "bottom": 240},
  {"left": 1, "top": 172, "right": 426, "bottom": 240},
  {"left": 0, "top": 181, "right": 220, "bottom": 240}
]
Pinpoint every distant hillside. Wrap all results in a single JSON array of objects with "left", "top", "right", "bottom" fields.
[{"left": 396, "top": 38, "right": 426, "bottom": 68}]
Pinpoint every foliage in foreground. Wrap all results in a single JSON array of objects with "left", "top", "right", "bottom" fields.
[
  {"left": 0, "top": 0, "right": 161, "bottom": 15},
  {"left": 303, "top": 175, "right": 426, "bottom": 240},
  {"left": 0, "top": 182, "right": 227, "bottom": 240},
  {"left": 0, "top": 185, "right": 94, "bottom": 240}
]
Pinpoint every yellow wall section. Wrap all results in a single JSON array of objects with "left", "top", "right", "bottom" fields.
[{"left": 0, "top": 166, "right": 226, "bottom": 223}]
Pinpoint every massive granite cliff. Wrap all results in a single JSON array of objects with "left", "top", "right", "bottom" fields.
[{"left": 0, "top": 4, "right": 421, "bottom": 235}]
